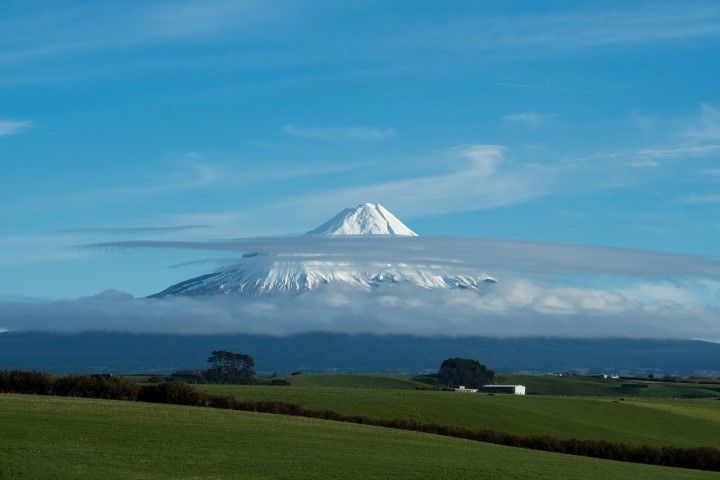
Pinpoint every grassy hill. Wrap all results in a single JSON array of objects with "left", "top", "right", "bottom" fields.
[
  {"left": 200, "top": 383, "right": 720, "bottom": 449},
  {"left": 1, "top": 394, "right": 715, "bottom": 480},
  {"left": 277, "top": 372, "right": 720, "bottom": 399},
  {"left": 282, "top": 373, "right": 424, "bottom": 389}
]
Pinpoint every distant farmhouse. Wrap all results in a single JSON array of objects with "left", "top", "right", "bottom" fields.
[
  {"left": 480, "top": 385, "right": 526, "bottom": 395},
  {"left": 451, "top": 384, "right": 526, "bottom": 395},
  {"left": 452, "top": 385, "right": 478, "bottom": 393}
]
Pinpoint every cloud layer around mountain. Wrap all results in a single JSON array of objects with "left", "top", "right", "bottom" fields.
[
  {"left": 2, "top": 234, "right": 717, "bottom": 339},
  {"left": 92, "top": 235, "right": 720, "bottom": 281},
  {"left": 1, "top": 280, "right": 718, "bottom": 340}
]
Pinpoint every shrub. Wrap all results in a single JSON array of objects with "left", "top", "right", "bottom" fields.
[
  {"left": 170, "top": 370, "right": 207, "bottom": 384},
  {"left": 137, "top": 382, "right": 208, "bottom": 406},
  {"left": 0, "top": 370, "right": 54, "bottom": 395},
  {"left": 205, "top": 394, "right": 239, "bottom": 409},
  {"left": 145, "top": 375, "right": 173, "bottom": 384},
  {"left": 52, "top": 375, "right": 139, "bottom": 400},
  {"left": 271, "top": 379, "right": 290, "bottom": 386}
]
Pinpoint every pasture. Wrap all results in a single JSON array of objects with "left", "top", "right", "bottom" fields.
[
  {"left": 201, "top": 376, "right": 720, "bottom": 449},
  {"left": 495, "top": 374, "right": 720, "bottom": 398},
  {"left": 1, "top": 394, "right": 716, "bottom": 480}
]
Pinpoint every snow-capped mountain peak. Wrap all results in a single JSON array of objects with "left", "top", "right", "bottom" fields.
[
  {"left": 150, "top": 203, "right": 498, "bottom": 298},
  {"left": 304, "top": 203, "right": 417, "bottom": 237}
]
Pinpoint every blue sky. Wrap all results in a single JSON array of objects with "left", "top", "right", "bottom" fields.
[{"left": 1, "top": 0, "right": 720, "bottom": 301}]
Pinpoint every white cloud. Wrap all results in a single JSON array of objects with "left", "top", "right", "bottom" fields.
[
  {"left": 2, "top": 155, "right": 364, "bottom": 218},
  {"left": 0, "top": 1, "right": 292, "bottom": 65},
  {"left": 589, "top": 105, "right": 720, "bottom": 170},
  {"left": 54, "top": 225, "right": 210, "bottom": 235},
  {"left": 93, "top": 235, "right": 720, "bottom": 281},
  {"left": 138, "top": 0, "right": 279, "bottom": 39},
  {"left": 1, "top": 281, "right": 717, "bottom": 338},
  {"left": 620, "top": 279, "right": 720, "bottom": 307},
  {"left": 282, "top": 124, "right": 396, "bottom": 141},
  {"left": 267, "top": 144, "right": 552, "bottom": 218},
  {"left": 635, "top": 144, "right": 720, "bottom": 159},
  {"left": 60, "top": 162, "right": 223, "bottom": 203},
  {"left": 20, "top": 224, "right": 720, "bottom": 338},
  {"left": 406, "top": 6, "right": 720, "bottom": 54},
  {"left": 681, "top": 103, "right": 720, "bottom": 142},
  {"left": 0, "top": 119, "right": 32, "bottom": 136},
  {"left": 502, "top": 112, "right": 553, "bottom": 127},
  {"left": 685, "top": 193, "right": 720, "bottom": 204},
  {"left": 0, "top": 234, "right": 91, "bottom": 265},
  {"left": 701, "top": 168, "right": 720, "bottom": 177},
  {"left": 619, "top": 282, "right": 696, "bottom": 305}
]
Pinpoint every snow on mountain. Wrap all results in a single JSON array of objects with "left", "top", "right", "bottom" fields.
[
  {"left": 151, "top": 204, "right": 496, "bottom": 297},
  {"left": 152, "top": 253, "right": 497, "bottom": 297},
  {"left": 304, "top": 203, "right": 417, "bottom": 236}
]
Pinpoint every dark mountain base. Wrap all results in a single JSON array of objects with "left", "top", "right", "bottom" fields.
[{"left": 1, "top": 331, "right": 718, "bottom": 376}]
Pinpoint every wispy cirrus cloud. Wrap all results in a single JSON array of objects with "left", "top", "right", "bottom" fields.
[
  {"left": 53, "top": 225, "right": 210, "bottom": 235},
  {"left": 634, "top": 144, "right": 720, "bottom": 159},
  {"left": 405, "top": 4, "right": 720, "bottom": 54},
  {"left": 274, "top": 106, "right": 720, "bottom": 222},
  {"left": 684, "top": 193, "right": 720, "bottom": 204},
  {"left": 588, "top": 104, "right": 720, "bottom": 169},
  {"left": 137, "top": 0, "right": 282, "bottom": 40},
  {"left": 59, "top": 161, "right": 223, "bottom": 204},
  {"left": 1, "top": 154, "right": 364, "bottom": 218},
  {"left": 0, "top": 119, "right": 32, "bottom": 136},
  {"left": 624, "top": 144, "right": 720, "bottom": 168},
  {"left": 282, "top": 124, "right": 396, "bottom": 141},
  {"left": 502, "top": 112, "right": 555, "bottom": 127},
  {"left": 267, "top": 144, "right": 552, "bottom": 219},
  {"left": 681, "top": 103, "right": 720, "bottom": 142},
  {"left": 136, "top": 106, "right": 720, "bottom": 232},
  {"left": 0, "top": 1, "right": 291, "bottom": 65},
  {"left": 3, "top": 2, "right": 720, "bottom": 90}
]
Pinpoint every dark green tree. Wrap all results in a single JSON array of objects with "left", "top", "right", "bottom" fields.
[
  {"left": 206, "top": 350, "right": 255, "bottom": 384},
  {"left": 438, "top": 357, "right": 494, "bottom": 388}
]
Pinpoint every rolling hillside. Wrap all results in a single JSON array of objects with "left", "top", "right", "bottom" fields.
[
  {"left": 1, "top": 394, "right": 714, "bottom": 480},
  {"left": 495, "top": 374, "right": 720, "bottom": 398},
  {"left": 200, "top": 383, "right": 720, "bottom": 449}
]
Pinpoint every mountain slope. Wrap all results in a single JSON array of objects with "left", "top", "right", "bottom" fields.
[{"left": 152, "top": 254, "right": 497, "bottom": 297}]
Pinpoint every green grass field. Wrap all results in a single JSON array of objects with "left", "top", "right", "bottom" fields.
[
  {"left": 495, "top": 374, "right": 720, "bottom": 398},
  {"left": 1, "top": 394, "right": 715, "bottom": 480},
  {"left": 283, "top": 373, "right": 424, "bottom": 389},
  {"left": 274, "top": 372, "right": 720, "bottom": 398},
  {"left": 200, "top": 384, "right": 720, "bottom": 449}
]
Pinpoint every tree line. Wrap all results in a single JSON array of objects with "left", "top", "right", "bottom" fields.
[
  {"left": 171, "top": 350, "right": 256, "bottom": 384},
  {"left": 438, "top": 357, "right": 494, "bottom": 388}
]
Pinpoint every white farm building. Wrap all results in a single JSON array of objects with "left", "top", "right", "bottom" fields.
[
  {"left": 452, "top": 385, "right": 478, "bottom": 393},
  {"left": 480, "top": 385, "right": 526, "bottom": 395}
]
